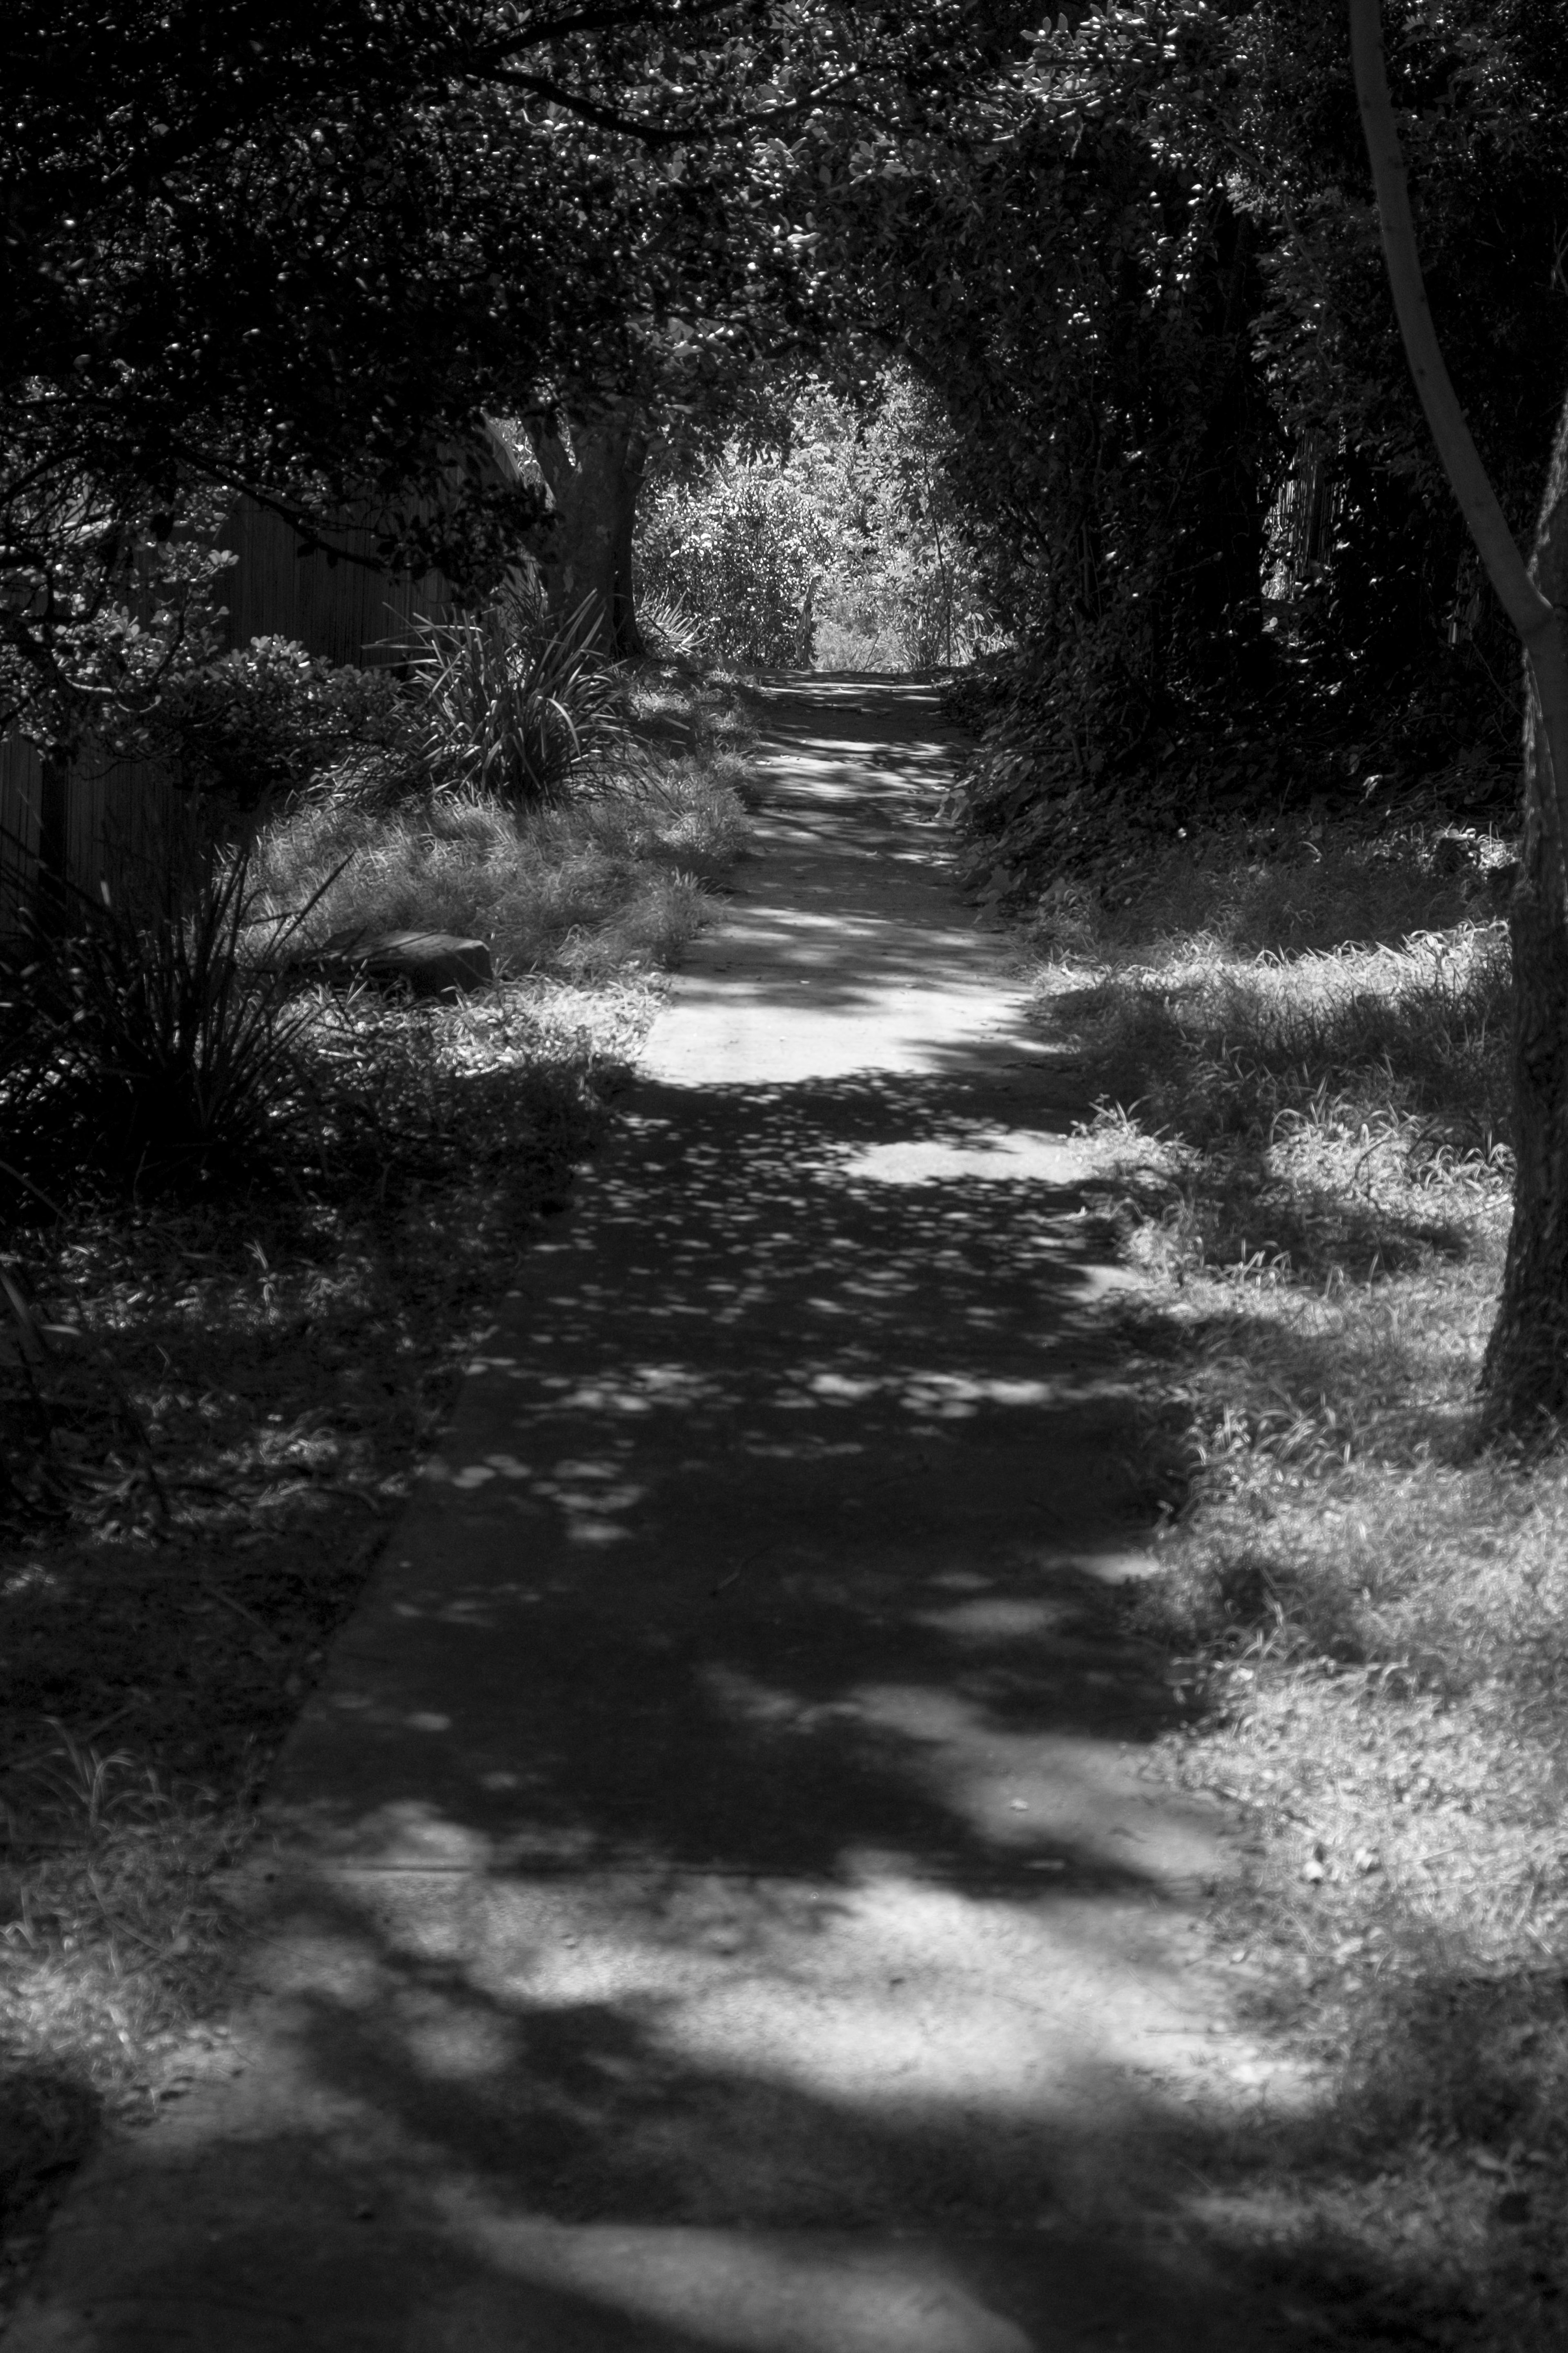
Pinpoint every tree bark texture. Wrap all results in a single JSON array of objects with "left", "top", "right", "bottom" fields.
[{"left": 530, "top": 407, "right": 648, "bottom": 658}]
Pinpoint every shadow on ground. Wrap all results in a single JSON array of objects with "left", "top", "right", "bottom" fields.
[{"left": 4, "top": 680, "right": 1481, "bottom": 2351}]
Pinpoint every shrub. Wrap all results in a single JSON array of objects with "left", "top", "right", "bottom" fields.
[
  {"left": 636, "top": 374, "right": 998, "bottom": 675},
  {"left": 635, "top": 590, "right": 706, "bottom": 663},
  {"left": 156, "top": 636, "right": 416, "bottom": 807},
  {"left": 636, "top": 467, "right": 824, "bottom": 669}
]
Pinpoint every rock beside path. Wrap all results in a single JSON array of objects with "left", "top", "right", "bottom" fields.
[{"left": 295, "top": 928, "right": 494, "bottom": 997}]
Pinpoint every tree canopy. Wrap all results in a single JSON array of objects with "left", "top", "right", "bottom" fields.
[
  {"left": 2, "top": 0, "right": 1030, "bottom": 726},
  {"left": 740, "top": 6, "right": 1538, "bottom": 880}
]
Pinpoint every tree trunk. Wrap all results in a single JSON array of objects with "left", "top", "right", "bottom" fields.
[
  {"left": 530, "top": 406, "right": 648, "bottom": 658},
  {"left": 1482, "top": 401, "right": 1568, "bottom": 1426},
  {"left": 1350, "top": 0, "right": 1568, "bottom": 1434}
]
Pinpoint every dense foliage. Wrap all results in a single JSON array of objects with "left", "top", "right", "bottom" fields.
[
  {"left": 637, "top": 462, "right": 826, "bottom": 669},
  {"left": 798, "top": 0, "right": 1568, "bottom": 883},
  {"left": 635, "top": 370, "right": 993, "bottom": 670},
  {"left": 0, "top": 1, "right": 1019, "bottom": 752},
  {"left": 10, "top": 4, "right": 1562, "bottom": 810}
]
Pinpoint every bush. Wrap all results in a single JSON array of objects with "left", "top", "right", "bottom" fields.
[
  {"left": 157, "top": 636, "right": 416, "bottom": 807},
  {"left": 636, "top": 373, "right": 997, "bottom": 675},
  {"left": 636, "top": 467, "right": 824, "bottom": 669}
]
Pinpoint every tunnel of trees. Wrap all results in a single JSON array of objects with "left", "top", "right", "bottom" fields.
[{"left": 4, "top": 0, "right": 1568, "bottom": 1423}]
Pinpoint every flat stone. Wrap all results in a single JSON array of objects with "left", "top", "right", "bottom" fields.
[{"left": 306, "top": 928, "right": 494, "bottom": 996}]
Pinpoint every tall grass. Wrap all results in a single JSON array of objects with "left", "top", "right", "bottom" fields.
[{"left": 251, "top": 758, "right": 744, "bottom": 981}]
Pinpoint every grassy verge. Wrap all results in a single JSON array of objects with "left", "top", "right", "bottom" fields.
[
  {"left": 248, "top": 662, "right": 752, "bottom": 980},
  {"left": 0, "top": 664, "right": 750, "bottom": 2307},
  {"left": 1022, "top": 816, "right": 1568, "bottom": 2345}
]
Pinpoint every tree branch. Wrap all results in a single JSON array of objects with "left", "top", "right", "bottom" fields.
[
  {"left": 1348, "top": 0, "right": 1544, "bottom": 640},
  {"left": 467, "top": 65, "right": 694, "bottom": 144},
  {"left": 1348, "top": 0, "right": 1568, "bottom": 852}
]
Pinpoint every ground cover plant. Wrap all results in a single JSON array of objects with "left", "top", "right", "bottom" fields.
[
  {"left": 0, "top": 657, "right": 751, "bottom": 2311},
  {"left": 1019, "top": 814, "right": 1568, "bottom": 2346}
]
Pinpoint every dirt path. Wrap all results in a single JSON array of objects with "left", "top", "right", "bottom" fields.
[{"left": 9, "top": 680, "right": 1314, "bottom": 2351}]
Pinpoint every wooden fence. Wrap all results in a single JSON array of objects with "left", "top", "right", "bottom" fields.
[
  {"left": 216, "top": 497, "right": 448, "bottom": 671},
  {"left": 1, "top": 491, "right": 474, "bottom": 936}
]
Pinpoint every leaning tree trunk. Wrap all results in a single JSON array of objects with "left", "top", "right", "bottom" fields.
[
  {"left": 1350, "top": 0, "right": 1568, "bottom": 1434},
  {"left": 530, "top": 405, "right": 649, "bottom": 658}
]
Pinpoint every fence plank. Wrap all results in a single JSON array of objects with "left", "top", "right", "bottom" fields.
[
  {"left": 218, "top": 499, "right": 449, "bottom": 665},
  {"left": 2, "top": 502, "right": 453, "bottom": 933},
  {"left": 0, "top": 730, "right": 43, "bottom": 939}
]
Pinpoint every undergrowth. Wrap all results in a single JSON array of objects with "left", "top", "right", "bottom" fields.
[
  {"left": 948, "top": 647, "right": 1520, "bottom": 914},
  {"left": 0, "top": 979, "right": 646, "bottom": 2298},
  {"left": 1024, "top": 817, "right": 1568, "bottom": 2347},
  {"left": 249, "top": 663, "right": 751, "bottom": 981}
]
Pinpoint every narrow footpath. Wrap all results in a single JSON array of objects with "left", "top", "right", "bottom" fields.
[{"left": 11, "top": 681, "right": 1314, "bottom": 2351}]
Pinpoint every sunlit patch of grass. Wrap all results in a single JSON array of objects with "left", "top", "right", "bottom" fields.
[
  {"left": 0, "top": 1723, "right": 256, "bottom": 2297},
  {"left": 1048, "top": 918, "right": 1511, "bottom": 1287},
  {"left": 617, "top": 661, "right": 756, "bottom": 759},
  {"left": 1025, "top": 817, "right": 1568, "bottom": 2344},
  {"left": 248, "top": 663, "right": 752, "bottom": 982},
  {"left": 1, "top": 1733, "right": 246, "bottom": 2087},
  {"left": 251, "top": 766, "right": 744, "bottom": 981},
  {"left": 812, "top": 612, "right": 913, "bottom": 673}
]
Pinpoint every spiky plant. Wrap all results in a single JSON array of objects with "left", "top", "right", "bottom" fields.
[
  {"left": 8, "top": 811, "right": 340, "bottom": 1191},
  {"left": 406, "top": 583, "right": 629, "bottom": 808}
]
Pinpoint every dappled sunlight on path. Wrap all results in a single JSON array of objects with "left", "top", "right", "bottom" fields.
[
  {"left": 9, "top": 679, "right": 1320, "bottom": 2352},
  {"left": 650, "top": 678, "right": 1051, "bottom": 1087}
]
